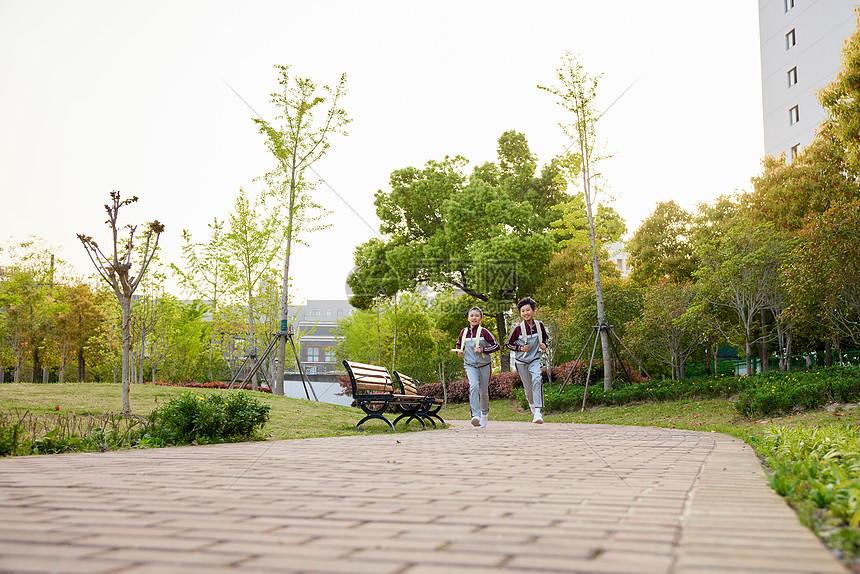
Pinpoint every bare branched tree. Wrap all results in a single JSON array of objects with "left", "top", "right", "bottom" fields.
[{"left": 78, "top": 191, "right": 163, "bottom": 415}]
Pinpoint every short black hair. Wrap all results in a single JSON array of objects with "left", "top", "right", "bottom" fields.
[{"left": 516, "top": 297, "right": 536, "bottom": 311}]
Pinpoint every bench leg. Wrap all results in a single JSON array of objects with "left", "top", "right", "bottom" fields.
[
  {"left": 356, "top": 413, "right": 395, "bottom": 432},
  {"left": 392, "top": 411, "right": 426, "bottom": 430}
]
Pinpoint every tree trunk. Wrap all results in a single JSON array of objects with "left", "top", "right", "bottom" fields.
[
  {"left": 825, "top": 339, "right": 833, "bottom": 367},
  {"left": 31, "top": 347, "right": 41, "bottom": 383},
  {"left": 273, "top": 168, "right": 298, "bottom": 397},
  {"left": 120, "top": 295, "right": 133, "bottom": 415},
  {"left": 77, "top": 347, "right": 86, "bottom": 382},
  {"left": 713, "top": 343, "right": 719, "bottom": 376},
  {"left": 138, "top": 331, "right": 146, "bottom": 386},
  {"left": 760, "top": 309, "right": 768, "bottom": 373},
  {"left": 494, "top": 312, "right": 510, "bottom": 373},
  {"left": 745, "top": 339, "right": 752, "bottom": 376}
]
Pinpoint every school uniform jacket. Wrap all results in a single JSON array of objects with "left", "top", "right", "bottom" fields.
[
  {"left": 505, "top": 320, "right": 550, "bottom": 365},
  {"left": 457, "top": 326, "right": 500, "bottom": 367}
]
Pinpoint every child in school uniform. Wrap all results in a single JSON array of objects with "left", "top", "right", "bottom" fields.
[
  {"left": 505, "top": 297, "right": 550, "bottom": 424},
  {"left": 455, "top": 306, "right": 500, "bottom": 428}
]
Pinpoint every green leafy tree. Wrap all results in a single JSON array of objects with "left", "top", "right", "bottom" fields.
[
  {"left": 540, "top": 193, "right": 625, "bottom": 307},
  {"left": 624, "top": 280, "right": 705, "bottom": 380},
  {"left": 77, "top": 192, "right": 163, "bottom": 414},
  {"left": 349, "top": 132, "right": 566, "bottom": 372},
  {"left": 747, "top": 125, "right": 860, "bottom": 231},
  {"left": 784, "top": 199, "right": 860, "bottom": 347},
  {"left": 695, "top": 217, "right": 790, "bottom": 376},
  {"left": 819, "top": 7, "right": 860, "bottom": 173},
  {"left": 222, "top": 188, "right": 288, "bottom": 390},
  {"left": 627, "top": 201, "right": 697, "bottom": 286},
  {"left": 254, "top": 64, "right": 350, "bottom": 396},
  {"left": 172, "top": 218, "right": 227, "bottom": 380}
]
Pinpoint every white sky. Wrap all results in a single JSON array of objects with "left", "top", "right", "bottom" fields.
[{"left": 0, "top": 1, "right": 764, "bottom": 303}]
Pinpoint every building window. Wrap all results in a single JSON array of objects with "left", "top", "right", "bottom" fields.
[
  {"left": 324, "top": 347, "right": 337, "bottom": 363},
  {"left": 326, "top": 308, "right": 332, "bottom": 317},
  {"left": 307, "top": 346, "right": 320, "bottom": 363},
  {"left": 789, "top": 105, "right": 799, "bottom": 125},
  {"left": 337, "top": 308, "right": 343, "bottom": 317},
  {"left": 790, "top": 144, "right": 800, "bottom": 160},
  {"left": 787, "top": 67, "right": 797, "bottom": 87},
  {"left": 784, "top": 0, "right": 795, "bottom": 12},
  {"left": 616, "top": 258, "right": 624, "bottom": 271},
  {"left": 786, "top": 29, "right": 796, "bottom": 50},
  {"left": 310, "top": 308, "right": 320, "bottom": 318}
]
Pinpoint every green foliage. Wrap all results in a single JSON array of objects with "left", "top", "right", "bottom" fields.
[
  {"left": 735, "top": 367, "right": 860, "bottom": 417},
  {"left": 537, "top": 371, "right": 753, "bottom": 413},
  {"left": 751, "top": 424, "right": 860, "bottom": 560},
  {"left": 349, "top": 131, "right": 568, "bottom": 356},
  {"left": 624, "top": 280, "right": 705, "bottom": 380},
  {"left": 553, "top": 278, "right": 643, "bottom": 363},
  {"left": 819, "top": 7, "right": 860, "bottom": 173},
  {"left": 0, "top": 423, "right": 21, "bottom": 456},
  {"left": 146, "top": 391, "right": 270, "bottom": 445},
  {"left": 627, "top": 201, "right": 697, "bottom": 286},
  {"left": 784, "top": 199, "right": 860, "bottom": 346}
]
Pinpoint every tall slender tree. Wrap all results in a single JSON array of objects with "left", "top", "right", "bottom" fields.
[
  {"left": 539, "top": 52, "right": 614, "bottom": 389},
  {"left": 253, "top": 64, "right": 350, "bottom": 396}
]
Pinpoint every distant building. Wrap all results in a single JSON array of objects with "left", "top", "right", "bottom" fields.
[
  {"left": 606, "top": 242, "right": 630, "bottom": 278},
  {"left": 288, "top": 299, "right": 354, "bottom": 374},
  {"left": 758, "top": 0, "right": 858, "bottom": 160}
]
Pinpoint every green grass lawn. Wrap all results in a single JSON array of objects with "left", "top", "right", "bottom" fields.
[{"left": 3, "top": 381, "right": 857, "bottom": 441}]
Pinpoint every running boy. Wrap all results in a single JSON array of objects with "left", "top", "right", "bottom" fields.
[
  {"left": 506, "top": 297, "right": 550, "bottom": 424},
  {"left": 455, "top": 306, "right": 500, "bottom": 428}
]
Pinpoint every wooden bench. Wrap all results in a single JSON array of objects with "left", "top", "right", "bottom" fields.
[
  {"left": 342, "top": 361, "right": 428, "bottom": 431},
  {"left": 393, "top": 371, "right": 445, "bottom": 428}
]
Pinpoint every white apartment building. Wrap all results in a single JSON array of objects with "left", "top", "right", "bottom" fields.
[{"left": 759, "top": 0, "right": 858, "bottom": 160}]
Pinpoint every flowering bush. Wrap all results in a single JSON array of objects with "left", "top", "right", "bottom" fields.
[
  {"left": 144, "top": 380, "right": 272, "bottom": 393},
  {"left": 418, "top": 370, "right": 517, "bottom": 403}
]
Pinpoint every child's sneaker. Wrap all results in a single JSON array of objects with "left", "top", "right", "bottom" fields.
[
  {"left": 533, "top": 409, "right": 543, "bottom": 424},
  {"left": 471, "top": 416, "right": 481, "bottom": 427},
  {"left": 479, "top": 413, "right": 488, "bottom": 428}
]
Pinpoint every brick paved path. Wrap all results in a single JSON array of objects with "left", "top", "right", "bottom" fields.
[{"left": 0, "top": 421, "right": 847, "bottom": 573}]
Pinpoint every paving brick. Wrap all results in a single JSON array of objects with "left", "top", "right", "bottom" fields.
[{"left": 0, "top": 421, "right": 848, "bottom": 573}]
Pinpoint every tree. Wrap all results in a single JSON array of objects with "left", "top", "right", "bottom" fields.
[
  {"left": 747, "top": 124, "right": 859, "bottom": 232},
  {"left": 554, "top": 278, "right": 643, "bottom": 367},
  {"left": 539, "top": 193, "right": 625, "bottom": 307},
  {"left": 254, "top": 64, "right": 350, "bottom": 396},
  {"left": 694, "top": 217, "right": 789, "bottom": 376},
  {"left": 336, "top": 293, "right": 447, "bottom": 383},
  {"left": 172, "top": 218, "right": 227, "bottom": 380},
  {"left": 221, "top": 188, "right": 288, "bottom": 391},
  {"left": 784, "top": 199, "right": 860, "bottom": 347},
  {"left": 538, "top": 51, "right": 614, "bottom": 389},
  {"left": 624, "top": 280, "right": 705, "bottom": 380},
  {"left": 819, "top": 7, "right": 860, "bottom": 173},
  {"left": 0, "top": 239, "right": 63, "bottom": 383},
  {"left": 627, "top": 201, "right": 697, "bottom": 286},
  {"left": 349, "top": 132, "right": 566, "bottom": 372},
  {"left": 78, "top": 191, "right": 163, "bottom": 415}
]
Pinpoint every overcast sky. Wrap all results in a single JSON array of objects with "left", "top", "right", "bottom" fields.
[{"left": 0, "top": 1, "right": 764, "bottom": 303}]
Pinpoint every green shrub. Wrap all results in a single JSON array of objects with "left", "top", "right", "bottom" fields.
[
  {"left": 0, "top": 424, "right": 22, "bottom": 456},
  {"left": 147, "top": 391, "right": 270, "bottom": 445},
  {"left": 735, "top": 367, "right": 860, "bottom": 417}
]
